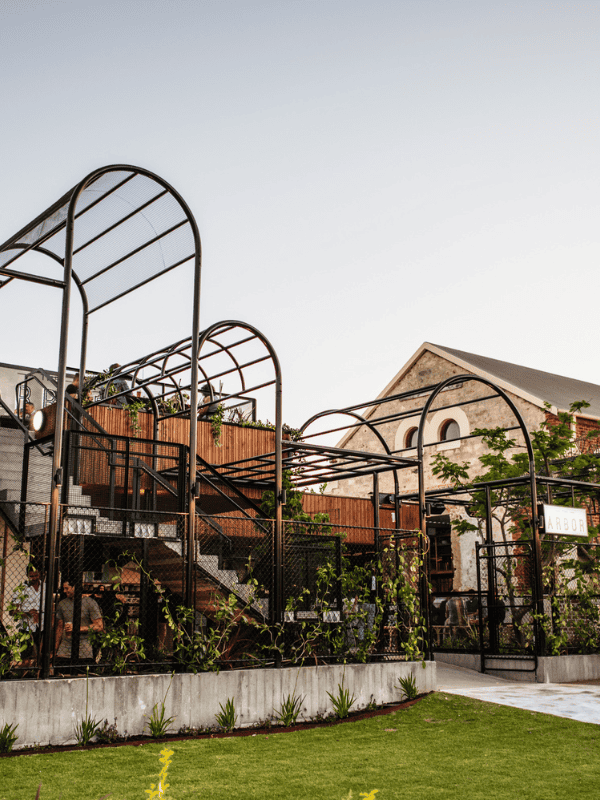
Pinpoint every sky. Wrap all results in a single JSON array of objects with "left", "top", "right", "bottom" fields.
[{"left": 1, "top": 0, "right": 600, "bottom": 428}]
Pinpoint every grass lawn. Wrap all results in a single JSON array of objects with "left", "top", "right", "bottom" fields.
[{"left": 2, "top": 693, "right": 600, "bottom": 800}]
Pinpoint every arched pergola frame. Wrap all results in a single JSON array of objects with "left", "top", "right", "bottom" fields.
[
  {"left": 414, "top": 374, "right": 544, "bottom": 648},
  {"left": 0, "top": 164, "right": 202, "bottom": 673},
  {"left": 300, "top": 408, "right": 404, "bottom": 539}
]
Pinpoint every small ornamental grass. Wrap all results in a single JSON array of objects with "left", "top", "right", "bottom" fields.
[
  {"left": 0, "top": 721, "right": 18, "bottom": 753},
  {"left": 215, "top": 697, "right": 237, "bottom": 732},
  {"left": 74, "top": 670, "right": 102, "bottom": 746},
  {"left": 146, "top": 674, "right": 176, "bottom": 738},
  {"left": 274, "top": 693, "right": 304, "bottom": 727},
  {"left": 327, "top": 677, "right": 356, "bottom": 719},
  {"left": 397, "top": 673, "right": 418, "bottom": 701}
]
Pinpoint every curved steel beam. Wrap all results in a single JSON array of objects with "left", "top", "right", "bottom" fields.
[
  {"left": 415, "top": 373, "right": 542, "bottom": 652},
  {"left": 197, "top": 319, "right": 282, "bottom": 622},
  {"left": 300, "top": 408, "right": 401, "bottom": 531}
]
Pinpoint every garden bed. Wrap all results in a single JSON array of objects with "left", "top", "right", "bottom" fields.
[{"left": 0, "top": 694, "right": 429, "bottom": 757}]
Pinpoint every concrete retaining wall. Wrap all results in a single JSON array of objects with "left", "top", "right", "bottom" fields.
[
  {"left": 0, "top": 661, "right": 436, "bottom": 750},
  {"left": 537, "top": 654, "right": 600, "bottom": 683}
]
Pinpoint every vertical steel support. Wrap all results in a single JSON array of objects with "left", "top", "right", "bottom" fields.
[
  {"left": 186, "top": 222, "right": 202, "bottom": 611},
  {"left": 475, "top": 542, "right": 485, "bottom": 673},
  {"left": 529, "top": 461, "right": 544, "bottom": 657},
  {"left": 416, "top": 426, "right": 431, "bottom": 660},
  {"left": 485, "top": 486, "right": 498, "bottom": 655},
  {"left": 273, "top": 361, "right": 283, "bottom": 629},
  {"left": 41, "top": 200, "right": 75, "bottom": 680},
  {"left": 373, "top": 474, "right": 380, "bottom": 553}
]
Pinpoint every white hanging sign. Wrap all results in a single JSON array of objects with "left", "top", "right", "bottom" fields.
[{"left": 542, "top": 504, "right": 588, "bottom": 537}]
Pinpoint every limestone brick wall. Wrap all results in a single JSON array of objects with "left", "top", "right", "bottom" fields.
[
  {"left": 326, "top": 350, "right": 545, "bottom": 502},
  {"left": 325, "top": 351, "right": 547, "bottom": 591}
]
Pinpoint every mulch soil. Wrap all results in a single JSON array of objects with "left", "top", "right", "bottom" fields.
[{"left": 1, "top": 694, "right": 430, "bottom": 758}]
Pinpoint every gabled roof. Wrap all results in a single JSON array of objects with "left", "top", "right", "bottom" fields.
[{"left": 376, "top": 342, "right": 600, "bottom": 420}]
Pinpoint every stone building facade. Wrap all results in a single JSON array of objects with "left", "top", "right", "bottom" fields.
[{"left": 326, "top": 343, "right": 600, "bottom": 592}]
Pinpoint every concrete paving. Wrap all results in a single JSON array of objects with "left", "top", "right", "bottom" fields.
[{"left": 436, "top": 661, "right": 600, "bottom": 725}]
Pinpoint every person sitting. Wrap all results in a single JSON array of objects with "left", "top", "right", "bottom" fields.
[
  {"left": 198, "top": 383, "right": 221, "bottom": 416},
  {"left": 103, "top": 364, "right": 134, "bottom": 406}
]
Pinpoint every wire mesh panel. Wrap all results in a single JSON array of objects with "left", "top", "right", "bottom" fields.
[
  {"left": 54, "top": 513, "right": 186, "bottom": 675},
  {"left": 539, "top": 539, "right": 600, "bottom": 654},
  {"left": 277, "top": 523, "right": 427, "bottom": 665},
  {"left": 190, "top": 514, "right": 273, "bottom": 668},
  {"left": 0, "top": 515, "right": 430, "bottom": 677},
  {"left": 476, "top": 541, "right": 536, "bottom": 656},
  {"left": 0, "top": 511, "right": 48, "bottom": 679}
]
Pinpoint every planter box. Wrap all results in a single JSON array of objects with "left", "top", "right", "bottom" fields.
[{"left": 0, "top": 660, "right": 436, "bottom": 750}]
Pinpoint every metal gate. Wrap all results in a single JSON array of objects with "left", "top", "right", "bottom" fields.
[{"left": 475, "top": 541, "right": 538, "bottom": 675}]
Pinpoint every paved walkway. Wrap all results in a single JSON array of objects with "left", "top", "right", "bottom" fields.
[{"left": 436, "top": 661, "right": 600, "bottom": 725}]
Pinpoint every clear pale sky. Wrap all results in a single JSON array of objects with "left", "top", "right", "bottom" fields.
[{"left": 1, "top": 0, "right": 599, "bottom": 427}]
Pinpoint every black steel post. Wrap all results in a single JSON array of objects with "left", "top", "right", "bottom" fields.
[
  {"left": 109, "top": 440, "right": 116, "bottom": 517},
  {"left": 475, "top": 543, "right": 486, "bottom": 673},
  {"left": 485, "top": 486, "right": 498, "bottom": 654},
  {"left": 41, "top": 191, "right": 75, "bottom": 680},
  {"left": 416, "top": 416, "right": 431, "bottom": 660},
  {"left": 373, "top": 474, "right": 380, "bottom": 553},
  {"left": 124, "top": 439, "right": 130, "bottom": 536},
  {"left": 273, "top": 370, "right": 283, "bottom": 630},
  {"left": 529, "top": 462, "right": 545, "bottom": 658},
  {"left": 186, "top": 206, "right": 202, "bottom": 613}
]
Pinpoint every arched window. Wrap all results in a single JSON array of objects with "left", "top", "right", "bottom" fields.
[
  {"left": 405, "top": 427, "right": 419, "bottom": 449},
  {"left": 439, "top": 419, "right": 460, "bottom": 442}
]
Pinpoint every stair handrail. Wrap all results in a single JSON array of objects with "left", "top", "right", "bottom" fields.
[
  {"left": 107, "top": 449, "right": 232, "bottom": 548},
  {"left": 195, "top": 453, "right": 270, "bottom": 533}
]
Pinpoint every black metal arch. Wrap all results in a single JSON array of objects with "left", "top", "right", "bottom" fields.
[
  {"left": 0, "top": 165, "right": 203, "bottom": 678},
  {"left": 81, "top": 318, "right": 285, "bottom": 620},
  {"left": 414, "top": 373, "right": 543, "bottom": 623},
  {"left": 300, "top": 408, "right": 403, "bottom": 528},
  {"left": 0, "top": 164, "right": 202, "bottom": 383}
]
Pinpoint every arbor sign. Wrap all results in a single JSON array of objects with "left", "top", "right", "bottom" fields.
[{"left": 541, "top": 504, "right": 588, "bottom": 537}]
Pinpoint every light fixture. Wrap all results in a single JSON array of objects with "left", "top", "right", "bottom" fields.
[
  {"left": 31, "top": 409, "right": 46, "bottom": 432},
  {"left": 426, "top": 501, "right": 446, "bottom": 516}
]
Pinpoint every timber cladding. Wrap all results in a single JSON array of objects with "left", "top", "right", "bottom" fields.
[
  {"left": 300, "top": 493, "right": 419, "bottom": 543},
  {"left": 38, "top": 404, "right": 277, "bottom": 466}
]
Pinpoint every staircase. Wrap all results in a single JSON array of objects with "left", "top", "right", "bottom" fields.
[
  {"left": 0, "top": 422, "right": 267, "bottom": 622},
  {"left": 0, "top": 426, "right": 53, "bottom": 536},
  {"left": 60, "top": 481, "right": 267, "bottom": 621},
  {"left": 143, "top": 541, "right": 266, "bottom": 621}
]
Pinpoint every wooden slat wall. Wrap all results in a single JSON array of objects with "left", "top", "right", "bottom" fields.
[{"left": 39, "top": 404, "right": 421, "bottom": 542}]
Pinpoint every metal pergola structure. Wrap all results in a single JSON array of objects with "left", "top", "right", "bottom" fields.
[
  {"left": 0, "top": 165, "right": 205, "bottom": 675},
  {"left": 4, "top": 164, "right": 594, "bottom": 675}
]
